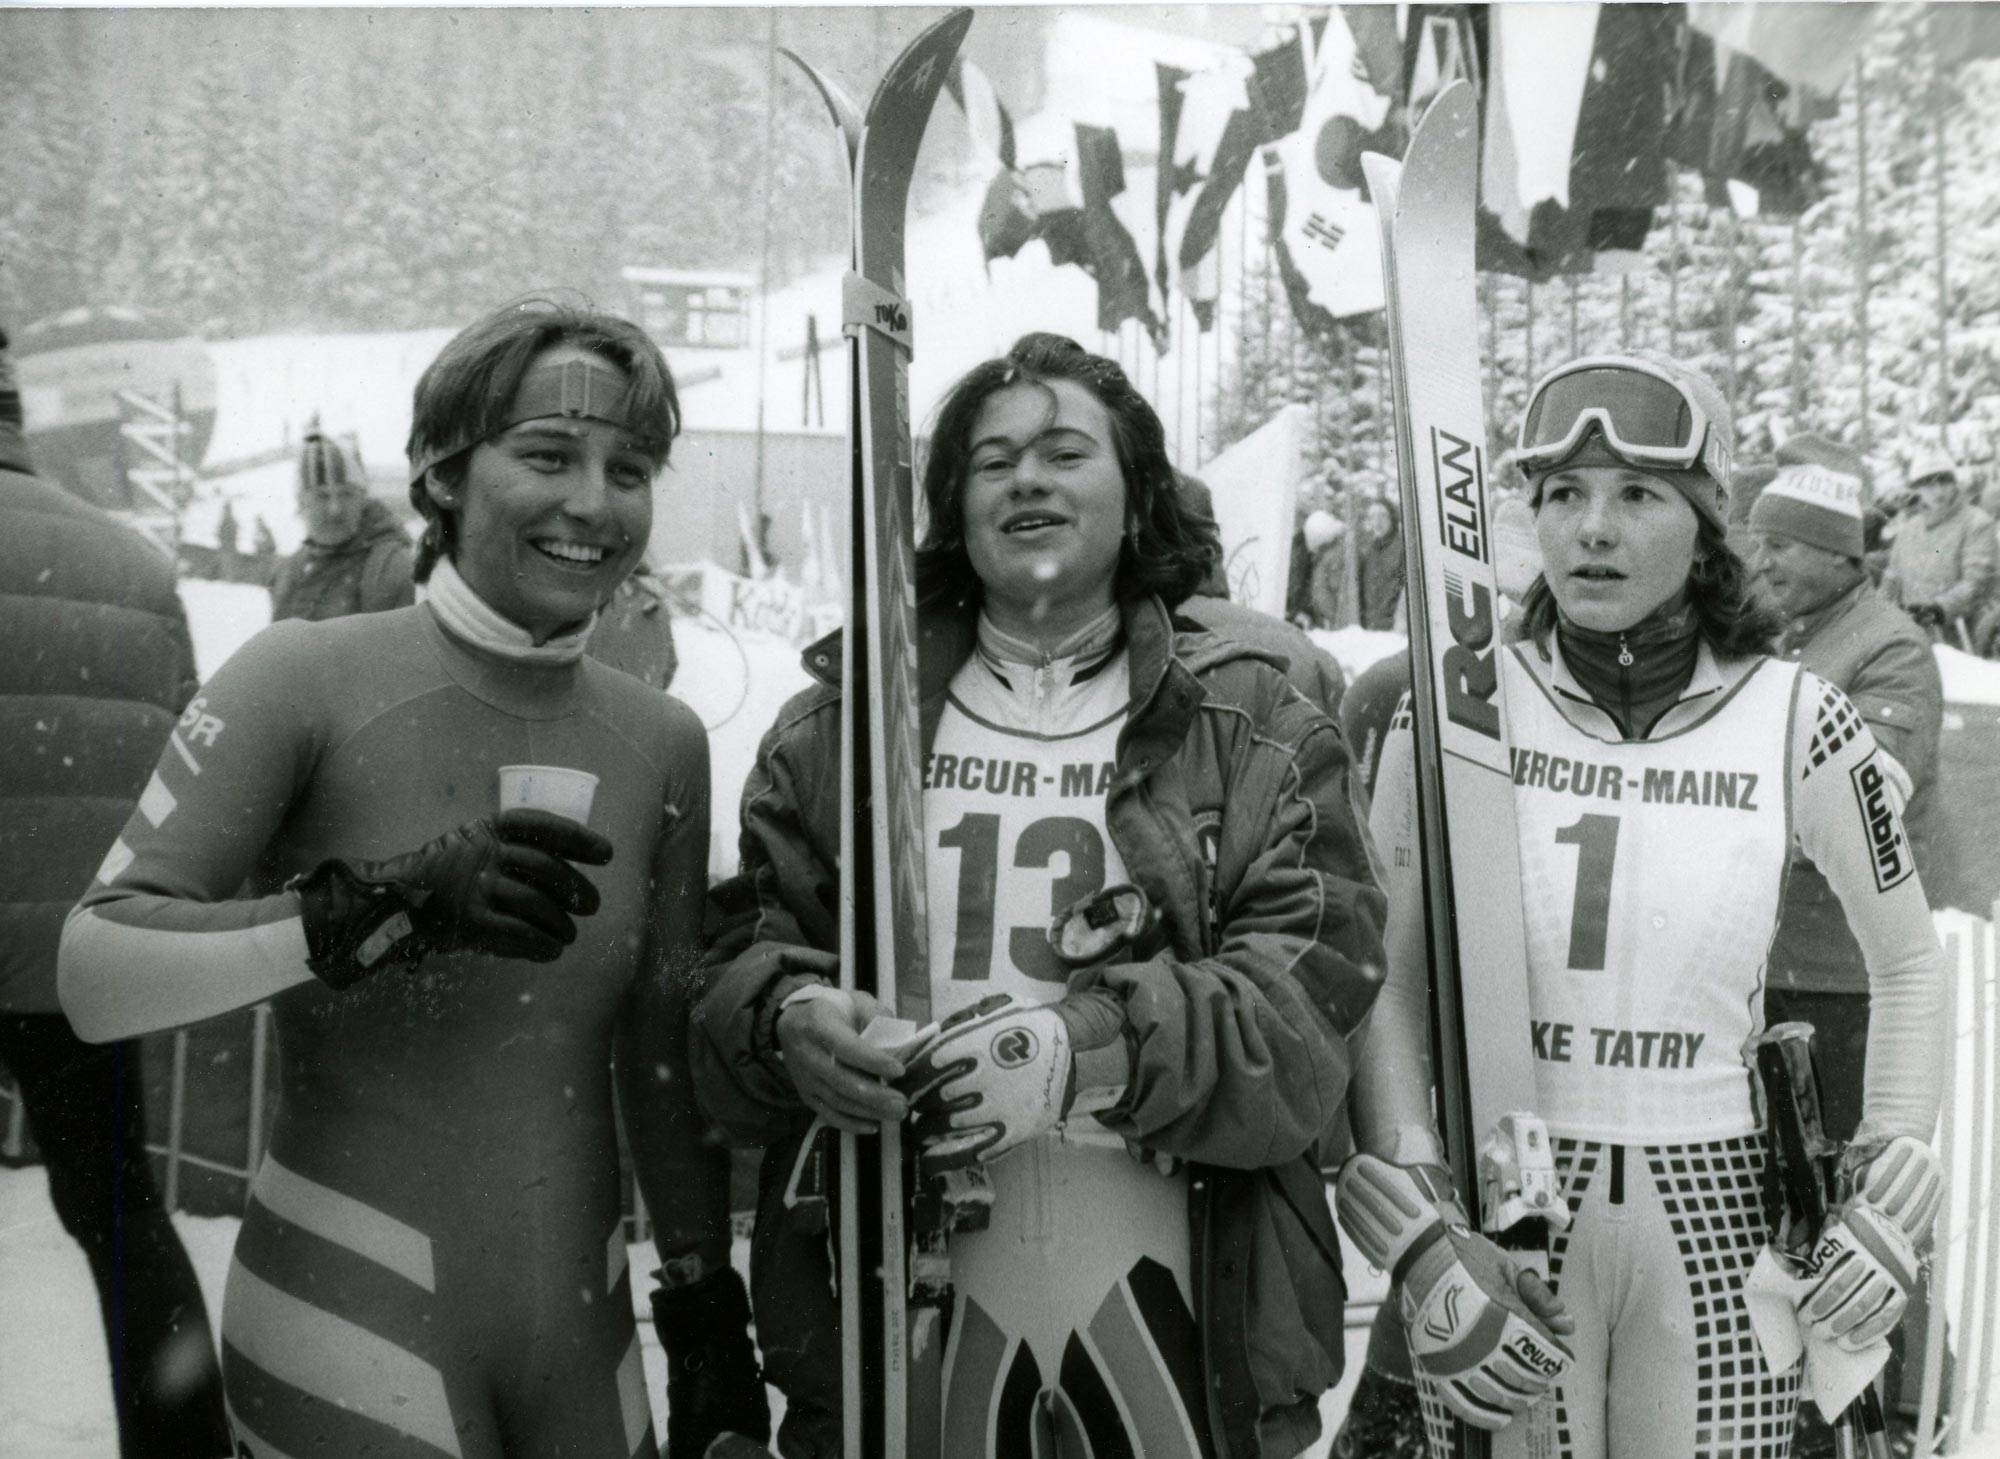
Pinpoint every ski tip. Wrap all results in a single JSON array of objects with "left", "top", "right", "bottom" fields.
[
  {"left": 780, "top": 47, "right": 864, "bottom": 150},
  {"left": 1360, "top": 152, "right": 1401, "bottom": 221},
  {"left": 1411, "top": 80, "right": 1477, "bottom": 152},
  {"left": 867, "top": 7, "right": 974, "bottom": 125}
]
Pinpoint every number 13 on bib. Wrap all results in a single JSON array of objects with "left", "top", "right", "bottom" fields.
[{"left": 1363, "top": 84, "right": 1569, "bottom": 1459}]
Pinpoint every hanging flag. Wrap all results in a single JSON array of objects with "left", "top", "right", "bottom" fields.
[
  {"left": 1403, "top": 4, "right": 1482, "bottom": 114},
  {"left": 1688, "top": 2, "right": 1878, "bottom": 96},
  {"left": 947, "top": 57, "right": 1016, "bottom": 169},
  {"left": 1156, "top": 54, "right": 1249, "bottom": 330},
  {"left": 1477, "top": 2, "right": 1676, "bottom": 277},
  {"left": 1342, "top": 4, "right": 1405, "bottom": 104},
  {"left": 951, "top": 58, "right": 1039, "bottom": 264},
  {"left": 1559, "top": 4, "right": 1676, "bottom": 256},
  {"left": 1710, "top": 48, "right": 1823, "bottom": 217},
  {"left": 1074, "top": 124, "right": 1168, "bottom": 349},
  {"left": 1667, "top": 25, "right": 1822, "bottom": 220},
  {"left": 1020, "top": 156, "right": 1089, "bottom": 270},
  {"left": 1179, "top": 32, "right": 1309, "bottom": 307},
  {"left": 1154, "top": 60, "right": 1186, "bottom": 306},
  {"left": 976, "top": 171, "right": 1039, "bottom": 262},
  {"left": 1481, "top": 4, "right": 1600, "bottom": 249},
  {"left": 1269, "top": 12, "right": 1396, "bottom": 324}
]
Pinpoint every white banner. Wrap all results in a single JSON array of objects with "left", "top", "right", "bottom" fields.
[{"left": 1200, "top": 403, "right": 1309, "bottom": 617}]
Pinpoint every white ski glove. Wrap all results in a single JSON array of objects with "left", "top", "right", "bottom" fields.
[
  {"left": 1794, "top": 1135, "right": 1939, "bottom": 1355},
  {"left": 1338, "top": 1153, "right": 1573, "bottom": 1431},
  {"left": 896, "top": 991, "right": 1129, "bottom": 1177},
  {"left": 1799, "top": 1201, "right": 1920, "bottom": 1354},
  {"left": 1844, "top": 1135, "right": 1944, "bottom": 1244}
]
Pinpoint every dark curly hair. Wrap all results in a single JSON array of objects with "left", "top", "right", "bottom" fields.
[
  {"left": 914, "top": 332, "right": 1209, "bottom": 611},
  {"left": 1518, "top": 513, "right": 1783, "bottom": 657},
  {"left": 405, "top": 292, "right": 680, "bottom": 582}
]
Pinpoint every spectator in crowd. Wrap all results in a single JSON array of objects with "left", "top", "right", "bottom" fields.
[
  {"left": 0, "top": 324, "right": 233, "bottom": 1457},
  {"left": 1881, "top": 446, "right": 1995, "bottom": 648},
  {"left": 1286, "top": 518, "right": 1315, "bottom": 626},
  {"left": 1355, "top": 496, "right": 1406, "bottom": 630},
  {"left": 268, "top": 425, "right": 415, "bottom": 621},
  {"left": 1301, "top": 508, "right": 1347, "bottom": 629},
  {"left": 1175, "top": 472, "right": 1231, "bottom": 597},
  {"left": 1749, "top": 441, "right": 1948, "bottom": 1458},
  {"left": 1180, "top": 497, "right": 1348, "bottom": 721},
  {"left": 589, "top": 561, "right": 681, "bottom": 692}
]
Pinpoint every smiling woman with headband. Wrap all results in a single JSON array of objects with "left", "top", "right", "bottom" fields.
[
  {"left": 1344, "top": 351, "right": 1949, "bottom": 1459},
  {"left": 59, "top": 296, "right": 769, "bottom": 1459}
]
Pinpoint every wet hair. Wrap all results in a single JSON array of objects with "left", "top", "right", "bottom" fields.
[
  {"left": 914, "top": 332, "right": 1209, "bottom": 611},
  {"left": 405, "top": 293, "right": 680, "bottom": 582},
  {"left": 1518, "top": 513, "right": 1783, "bottom": 657}
]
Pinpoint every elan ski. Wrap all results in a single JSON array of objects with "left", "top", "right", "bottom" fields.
[
  {"left": 1363, "top": 82, "right": 1566, "bottom": 1459},
  {"left": 788, "top": 14, "right": 973, "bottom": 1459}
]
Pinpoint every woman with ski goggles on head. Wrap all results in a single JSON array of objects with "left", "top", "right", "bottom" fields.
[
  {"left": 1343, "top": 351, "right": 1948, "bottom": 1458},
  {"left": 60, "top": 297, "right": 768, "bottom": 1459},
  {"left": 693, "top": 332, "right": 1387, "bottom": 1459}
]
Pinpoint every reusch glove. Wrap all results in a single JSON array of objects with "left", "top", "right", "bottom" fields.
[
  {"left": 650, "top": 1267, "right": 771, "bottom": 1459},
  {"left": 897, "top": 990, "right": 1129, "bottom": 1178},
  {"left": 1800, "top": 1201, "right": 1921, "bottom": 1354},
  {"left": 1338, "top": 1153, "right": 1572, "bottom": 1431},
  {"left": 291, "top": 807, "right": 613, "bottom": 988}
]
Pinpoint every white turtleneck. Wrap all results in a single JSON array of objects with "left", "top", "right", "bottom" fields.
[{"left": 423, "top": 556, "right": 596, "bottom": 666}]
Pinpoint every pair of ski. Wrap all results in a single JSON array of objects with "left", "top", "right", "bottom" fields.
[{"left": 783, "top": 12, "right": 972, "bottom": 1459}]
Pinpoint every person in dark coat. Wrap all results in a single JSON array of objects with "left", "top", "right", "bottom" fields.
[
  {"left": 0, "top": 325, "right": 232, "bottom": 1457},
  {"left": 1355, "top": 496, "right": 1405, "bottom": 630},
  {"left": 1749, "top": 448, "right": 1949, "bottom": 1458},
  {"left": 269, "top": 428, "right": 415, "bottom": 621}
]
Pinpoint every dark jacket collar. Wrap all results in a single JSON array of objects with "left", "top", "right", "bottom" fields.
[
  {"left": 300, "top": 497, "right": 404, "bottom": 559},
  {"left": 1781, "top": 575, "right": 1873, "bottom": 648}
]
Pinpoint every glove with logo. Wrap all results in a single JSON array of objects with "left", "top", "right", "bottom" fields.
[
  {"left": 1800, "top": 1202, "right": 1921, "bottom": 1353},
  {"left": 291, "top": 808, "right": 613, "bottom": 989},
  {"left": 1795, "top": 1136, "right": 1940, "bottom": 1354},
  {"left": 896, "top": 991, "right": 1129, "bottom": 1178},
  {"left": 1338, "top": 1153, "right": 1573, "bottom": 1431}
]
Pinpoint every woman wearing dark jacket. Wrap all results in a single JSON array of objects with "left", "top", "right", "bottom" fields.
[
  {"left": 693, "top": 334, "right": 1387, "bottom": 1459},
  {"left": 1355, "top": 497, "right": 1405, "bottom": 630}
]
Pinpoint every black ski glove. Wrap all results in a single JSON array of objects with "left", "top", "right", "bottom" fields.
[
  {"left": 650, "top": 1267, "right": 771, "bottom": 1459},
  {"left": 290, "top": 807, "right": 614, "bottom": 989}
]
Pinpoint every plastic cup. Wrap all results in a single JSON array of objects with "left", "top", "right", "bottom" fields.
[{"left": 497, "top": 765, "right": 599, "bottom": 826}]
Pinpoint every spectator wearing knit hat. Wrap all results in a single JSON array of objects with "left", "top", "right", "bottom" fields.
[
  {"left": 1749, "top": 446, "right": 1946, "bottom": 1134},
  {"left": 1301, "top": 508, "right": 1348, "bottom": 628},
  {"left": 268, "top": 425, "right": 415, "bottom": 622},
  {"left": 1748, "top": 440, "right": 1950, "bottom": 1459},
  {"left": 1881, "top": 446, "right": 1995, "bottom": 647}
]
